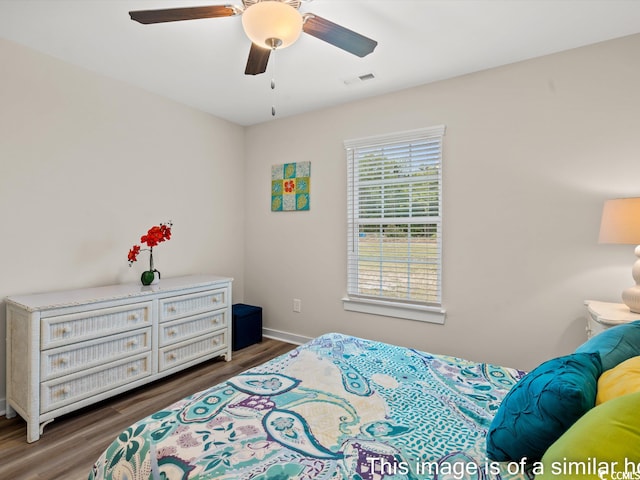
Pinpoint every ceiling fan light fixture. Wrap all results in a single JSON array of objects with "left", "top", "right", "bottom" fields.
[{"left": 242, "top": 1, "right": 303, "bottom": 50}]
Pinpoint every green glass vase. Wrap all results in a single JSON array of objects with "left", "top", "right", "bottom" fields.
[
  {"left": 141, "top": 250, "right": 161, "bottom": 286},
  {"left": 140, "top": 270, "right": 160, "bottom": 286}
]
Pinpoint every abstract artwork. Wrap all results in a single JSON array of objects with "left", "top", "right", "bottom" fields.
[{"left": 271, "top": 161, "right": 311, "bottom": 211}]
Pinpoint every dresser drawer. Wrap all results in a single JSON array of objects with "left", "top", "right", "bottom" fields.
[
  {"left": 159, "top": 331, "right": 227, "bottom": 371},
  {"left": 159, "top": 288, "right": 228, "bottom": 322},
  {"left": 41, "top": 302, "right": 152, "bottom": 349},
  {"left": 41, "top": 328, "right": 152, "bottom": 381},
  {"left": 159, "top": 310, "right": 227, "bottom": 347},
  {"left": 40, "top": 352, "right": 152, "bottom": 413}
]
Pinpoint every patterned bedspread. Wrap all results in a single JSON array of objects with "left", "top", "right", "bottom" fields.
[{"left": 89, "top": 333, "right": 531, "bottom": 480}]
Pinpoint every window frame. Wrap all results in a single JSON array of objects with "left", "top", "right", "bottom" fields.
[{"left": 343, "top": 126, "right": 446, "bottom": 324}]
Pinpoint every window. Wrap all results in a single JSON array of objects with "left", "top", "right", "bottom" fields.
[{"left": 343, "top": 126, "right": 445, "bottom": 324}]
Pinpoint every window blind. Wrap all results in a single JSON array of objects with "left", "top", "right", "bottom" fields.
[{"left": 345, "top": 126, "right": 445, "bottom": 307}]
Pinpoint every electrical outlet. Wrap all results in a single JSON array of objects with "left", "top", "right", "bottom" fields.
[{"left": 293, "top": 298, "right": 302, "bottom": 313}]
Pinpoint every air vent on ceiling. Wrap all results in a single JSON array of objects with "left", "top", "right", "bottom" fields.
[{"left": 343, "top": 73, "right": 376, "bottom": 86}]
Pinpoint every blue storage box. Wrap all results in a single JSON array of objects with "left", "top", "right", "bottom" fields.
[{"left": 232, "top": 303, "right": 262, "bottom": 351}]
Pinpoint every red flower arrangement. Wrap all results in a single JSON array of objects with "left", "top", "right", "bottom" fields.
[{"left": 128, "top": 221, "right": 173, "bottom": 285}]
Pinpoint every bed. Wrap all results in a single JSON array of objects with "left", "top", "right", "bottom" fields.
[{"left": 89, "top": 332, "right": 534, "bottom": 480}]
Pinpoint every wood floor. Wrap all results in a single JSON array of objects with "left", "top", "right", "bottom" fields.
[{"left": 0, "top": 338, "right": 297, "bottom": 480}]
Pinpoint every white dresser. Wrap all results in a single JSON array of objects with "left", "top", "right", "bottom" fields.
[
  {"left": 584, "top": 300, "right": 640, "bottom": 338},
  {"left": 5, "top": 274, "right": 232, "bottom": 442}
]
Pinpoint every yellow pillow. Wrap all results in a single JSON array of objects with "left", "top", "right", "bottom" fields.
[{"left": 596, "top": 355, "right": 640, "bottom": 404}]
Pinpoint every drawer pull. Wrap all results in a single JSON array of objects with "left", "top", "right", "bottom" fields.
[
  {"left": 127, "top": 339, "right": 139, "bottom": 347},
  {"left": 213, "top": 338, "right": 220, "bottom": 345},
  {"left": 128, "top": 313, "right": 140, "bottom": 321},
  {"left": 59, "top": 326, "right": 72, "bottom": 336},
  {"left": 58, "top": 386, "right": 71, "bottom": 396},
  {"left": 167, "top": 306, "right": 177, "bottom": 313},
  {"left": 167, "top": 329, "right": 177, "bottom": 337},
  {"left": 129, "top": 365, "right": 139, "bottom": 373},
  {"left": 167, "top": 353, "right": 177, "bottom": 361},
  {"left": 58, "top": 357, "right": 69, "bottom": 366}
]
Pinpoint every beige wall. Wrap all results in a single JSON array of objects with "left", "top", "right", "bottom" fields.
[
  {"left": 2, "top": 32, "right": 640, "bottom": 413},
  {"left": 0, "top": 38, "right": 246, "bottom": 406},
  {"left": 244, "top": 33, "right": 640, "bottom": 371}
]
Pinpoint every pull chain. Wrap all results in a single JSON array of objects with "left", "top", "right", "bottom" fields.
[
  {"left": 271, "top": 78, "right": 276, "bottom": 117},
  {"left": 270, "top": 47, "right": 277, "bottom": 117}
]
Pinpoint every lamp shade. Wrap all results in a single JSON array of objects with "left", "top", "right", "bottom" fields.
[
  {"left": 598, "top": 197, "right": 640, "bottom": 244},
  {"left": 242, "top": 1, "right": 303, "bottom": 50}
]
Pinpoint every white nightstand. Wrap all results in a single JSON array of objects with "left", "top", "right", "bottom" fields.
[{"left": 584, "top": 300, "right": 640, "bottom": 338}]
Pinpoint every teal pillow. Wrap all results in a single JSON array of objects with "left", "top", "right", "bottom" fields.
[
  {"left": 486, "top": 352, "right": 602, "bottom": 462},
  {"left": 538, "top": 390, "right": 640, "bottom": 479},
  {"left": 575, "top": 320, "right": 640, "bottom": 371}
]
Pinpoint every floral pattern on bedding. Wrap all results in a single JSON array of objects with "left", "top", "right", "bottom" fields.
[{"left": 89, "top": 333, "right": 530, "bottom": 480}]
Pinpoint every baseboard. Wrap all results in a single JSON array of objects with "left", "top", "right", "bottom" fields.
[
  {"left": 0, "top": 397, "right": 5, "bottom": 417},
  {"left": 262, "top": 328, "right": 313, "bottom": 346}
]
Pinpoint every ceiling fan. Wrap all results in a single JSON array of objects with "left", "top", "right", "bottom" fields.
[{"left": 129, "top": 0, "right": 378, "bottom": 76}]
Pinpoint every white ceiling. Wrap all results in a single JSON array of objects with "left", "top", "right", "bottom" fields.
[{"left": 2, "top": 0, "right": 640, "bottom": 126}]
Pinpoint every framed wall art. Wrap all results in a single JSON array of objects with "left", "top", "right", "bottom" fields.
[{"left": 271, "top": 161, "right": 310, "bottom": 211}]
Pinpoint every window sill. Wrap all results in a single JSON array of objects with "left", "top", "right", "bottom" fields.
[{"left": 342, "top": 297, "right": 446, "bottom": 325}]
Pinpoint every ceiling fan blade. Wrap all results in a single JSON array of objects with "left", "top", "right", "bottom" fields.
[
  {"left": 303, "top": 14, "right": 377, "bottom": 57},
  {"left": 129, "top": 5, "right": 236, "bottom": 24},
  {"left": 245, "top": 43, "right": 271, "bottom": 75}
]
